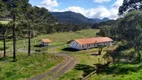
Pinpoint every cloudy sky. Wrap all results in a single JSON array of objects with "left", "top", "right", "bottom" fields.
[{"left": 29, "top": 0, "right": 124, "bottom": 19}]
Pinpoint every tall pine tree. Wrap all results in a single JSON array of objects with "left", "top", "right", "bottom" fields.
[{"left": 119, "top": 0, "right": 142, "bottom": 15}]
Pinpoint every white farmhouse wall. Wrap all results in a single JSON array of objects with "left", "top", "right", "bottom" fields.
[
  {"left": 40, "top": 41, "right": 43, "bottom": 45},
  {"left": 44, "top": 43, "right": 50, "bottom": 46},
  {"left": 97, "top": 41, "right": 112, "bottom": 46},
  {"left": 40, "top": 41, "right": 50, "bottom": 46},
  {"left": 69, "top": 41, "right": 82, "bottom": 50},
  {"left": 69, "top": 41, "right": 98, "bottom": 50},
  {"left": 69, "top": 41, "right": 113, "bottom": 50}
]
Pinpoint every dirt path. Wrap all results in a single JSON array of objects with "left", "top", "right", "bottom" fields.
[{"left": 29, "top": 53, "right": 77, "bottom": 80}]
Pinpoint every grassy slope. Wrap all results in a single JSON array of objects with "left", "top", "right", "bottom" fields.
[
  {"left": 1, "top": 29, "right": 142, "bottom": 80},
  {"left": 0, "top": 29, "right": 99, "bottom": 50},
  {"left": 58, "top": 31, "right": 142, "bottom": 80},
  {"left": 34, "top": 29, "right": 142, "bottom": 80},
  {"left": 59, "top": 47, "right": 112, "bottom": 80},
  {"left": 0, "top": 53, "right": 63, "bottom": 80},
  {"left": 0, "top": 29, "right": 99, "bottom": 80},
  {"left": 41, "top": 29, "right": 142, "bottom": 80}
]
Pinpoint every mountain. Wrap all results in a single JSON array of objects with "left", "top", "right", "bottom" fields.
[
  {"left": 102, "top": 18, "right": 110, "bottom": 22},
  {"left": 51, "top": 11, "right": 110, "bottom": 24}
]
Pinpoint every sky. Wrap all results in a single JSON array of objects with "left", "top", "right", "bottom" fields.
[{"left": 29, "top": 0, "right": 124, "bottom": 19}]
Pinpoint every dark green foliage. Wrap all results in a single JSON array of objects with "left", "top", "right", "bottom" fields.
[
  {"left": 116, "top": 11, "right": 142, "bottom": 62},
  {"left": 55, "top": 23, "right": 91, "bottom": 32},
  {"left": 18, "top": 6, "right": 57, "bottom": 35},
  {"left": 98, "top": 11, "right": 142, "bottom": 62},
  {"left": 92, "top": 20, "right": 116, "bottom": 29},
  {"left": 119, "top": 0, "right": 142, "bottom": 15},
  {"left": 0, "top": 1, "right": 92, "bottom": 37},
  {"left": 98, "top": 25, "right": 111, "bottom": 37},
  {"left": 75, "top": 64, "right": 94, "bottom": 77},
  {"left": 95, "top": 19, "right": 121, "bottom": 40},
  {"left": 0, "top": 0, "right": 7, "bottom": 18},
  {"left": 1, "top": 0, "right": 30, "bottom": 19},
  {"left": 118, "top": 11, "right": 142, "bottom": 41}
]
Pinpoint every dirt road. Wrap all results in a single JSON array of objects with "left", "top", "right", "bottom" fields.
[{"left": 29, "top": 53, "right": 77, "bottom": 80}]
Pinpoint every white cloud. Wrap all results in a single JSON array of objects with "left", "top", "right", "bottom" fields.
[
  {"left": 53, "top": 6, "right": 111, "bottom": 19},
  {"left": 112, "top": 0, "right": 123, "bottom": 9},
  {"left": 86, "top": 6, "right": 111, "bottom": 19},
  {"left": 64, "top": 6, "right": 85, "bottom": 15},
  {"left": 52, "top": 0, "right": 124, "bottom": 19},
  {"left": 109, "top": 0, "right": 124, "bottom": 19},
  {"left": 41, "top": 0, "right": 124, "bottom": 19},
  {"left": 94, "top": 0, "right": 111, "bottom": 3},
  {"left": 39, "top": 0, "right": 59, "bottom": 10}
]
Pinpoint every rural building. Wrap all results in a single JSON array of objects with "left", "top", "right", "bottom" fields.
[
  {"left": 40, "top": 39, "right": 51, "bottom": 46},
  {"left": 69, "top": 37, "right": 113, "bottom": 50}
]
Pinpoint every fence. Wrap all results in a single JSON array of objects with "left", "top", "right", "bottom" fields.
[{"left": 82, "top": 71, "right": 96, "bottom": 80}]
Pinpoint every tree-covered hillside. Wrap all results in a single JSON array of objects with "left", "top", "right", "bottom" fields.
[
  {"left": 0, "top": 0, "right": 93, "bottom": 36},
  {"left": 51, "top": 11, "right": 110, "bottom": 24}
]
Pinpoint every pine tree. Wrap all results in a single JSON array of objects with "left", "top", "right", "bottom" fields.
[{"left": 119, "top": 0, "right": 142, "bottom": 15}]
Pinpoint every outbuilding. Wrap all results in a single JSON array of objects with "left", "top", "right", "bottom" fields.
[
  {"left": 69, "top": 37, "right": 113, "bottom": 50},
  {"left": 40, "top": 39, "right": 51, "bottom": 46}
]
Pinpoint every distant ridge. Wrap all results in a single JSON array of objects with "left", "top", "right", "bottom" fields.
[{"left": 51, "top": 11, "right": 110, "bottom": 24}]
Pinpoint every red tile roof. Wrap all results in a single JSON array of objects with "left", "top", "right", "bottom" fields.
[
  {"left": 41, "top": 39, "right": 51, "bottom": 43},
  {"left": 74, "top": 37, "right": 113, "bottom": 45}
]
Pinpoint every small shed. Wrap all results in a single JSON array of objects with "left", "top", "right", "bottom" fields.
[{"left": 40, "top": 39, "right": 51, "bottom": 46}]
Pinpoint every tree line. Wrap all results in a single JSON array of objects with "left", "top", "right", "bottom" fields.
[
  {"left": 97, "top": 0, "right": 142, "bottom": 62},
  {"left": 0, "top": 0, "right": 91, "bottom": 37},
  {"left": 0, "top": 0, "right": 92, "bottom": 60}
]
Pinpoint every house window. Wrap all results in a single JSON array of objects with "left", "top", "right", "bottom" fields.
[
  {"left": 94, "top": 43, "right": 96, "bottom": 46},
  {"left": 87, "top": 44, "right": 89, "bottom": 47},
  {"left": 82, "top": 45, "right": 84, "bottom": 48}
]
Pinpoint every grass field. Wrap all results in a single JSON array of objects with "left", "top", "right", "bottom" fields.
[
  {"left": 0, "top": 52, "right": 63, "bottom": 80},
  {"left": 0, "top": 29, "right": 99, "bottom": 80},
  {"left": 59, "top": 46, "right": 142, "bottom": 80},
  {"left": 0, "top": 29, "right": 100, "bottom": 52},
  {"left": 58, "top": 47, "right": 114, "bottom": 80},
  {"left": 0, "top": 29, "right": 142, "bottom": 80}
]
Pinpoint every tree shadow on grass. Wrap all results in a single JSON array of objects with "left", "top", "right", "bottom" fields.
[
  {"left": 62, "top": 48, "right": 80, "bottom": 52},
  {"left": 75, "top": 63, "right": 142, "bottom": 77},
  {"left": 75, "top": 64, "right": 95, "bottom": 77},
  {"left": 114, "top": 44, "right": 132, "bottom": 52},
  {"left": 34, "top": 44, "right": 44, "bottom": 47},
  {"left": 105, "top": 62, "right": 142, "bottom": 75},
  {"left": 0, "top": 56, "right": 16, "bottom": 62},
  {"left": 0, "top": 56, "right": 13, "bottom": 62},
  {"left": 103, "top": 43, "right": 139, "bottom": 64},
  {"left": 0, "top": 57, "right": 8, "bottom": 61},
  {"left": 92, "top": 61, "right": 142, "bottom": 76},
  {"left": 101, "top": 48, "right": 142, "bottom": 75},
  {"left": 91, "top": 53, "right": 100, "bottom": 56}
]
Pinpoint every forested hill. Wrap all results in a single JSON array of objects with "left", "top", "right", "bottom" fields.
[
  {"left": 0, "top": 0, "right": 91, "bottom": 35},
  {"left": 0, "top": 0, "right": 110, "bottom": 35},
  {"left": 51, "top": 11, "right": 110, "bottom": 24}
]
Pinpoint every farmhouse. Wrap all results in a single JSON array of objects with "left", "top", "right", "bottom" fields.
[
  {"left": 40, "top": 39, "right": 51, "bottom": 46},
  {"left": 69, "top": 37, "right": 113, "bottom": 50}
]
